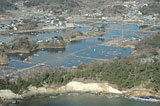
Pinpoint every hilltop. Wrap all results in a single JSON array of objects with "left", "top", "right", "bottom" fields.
[
  {"left": 0, "top": 0, "right": 17, "bottom": 14},
  {"left": 0, "top": 0, "right": 80, "bottom": 14}
]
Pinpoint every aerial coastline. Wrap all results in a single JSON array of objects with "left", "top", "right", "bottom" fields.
[{"left": 1, "top": 0, "right": 160, "bottom": 106}]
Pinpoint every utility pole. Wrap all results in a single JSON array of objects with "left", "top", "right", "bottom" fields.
[{"left": 122, "top": 23, "right": 124, "bottom": 39}]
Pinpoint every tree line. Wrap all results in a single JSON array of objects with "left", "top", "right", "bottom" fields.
[{"left": 0, "top": 56, "right": 160, "bottom": 94}]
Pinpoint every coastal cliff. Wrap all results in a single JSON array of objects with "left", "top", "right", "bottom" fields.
[
  {"left": 0, "top": 81, "right": 155, "bottom": 103},
  {"left": 22, "top": 86, "right": 56, "bottom": 97},
  {"left": 0, "top": 90, "right": 22, "bottom": 100},
  {"left": 56, "top": 81, "right": 122, "bottom": 94},
  {"left": 0, "top": 81, "right": 122, "bottom": 101},
  {"left": 21, "top": 81, "right": 122, "bottom": 98},
  {"left": 1, "top": 80, "right": 159, "bottom": 106}
]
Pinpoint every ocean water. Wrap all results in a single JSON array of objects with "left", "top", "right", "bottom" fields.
[{"left": 16, "top": 95, "right": 160, "bottom": 106}]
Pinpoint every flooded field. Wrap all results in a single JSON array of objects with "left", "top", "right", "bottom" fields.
[{"left": 0, "top": 23, "right": 151, "bottom": 70}]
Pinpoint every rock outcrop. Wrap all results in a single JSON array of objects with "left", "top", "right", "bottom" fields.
[
  {"left": 0, "top": 90, "right": 22, "bottom": 100},
  {"left": 124, "top": 88, "right": 153, "bottom": 97},
  {"left": 23, "top": 81, "right": 122, "bottom": 97},
  {"left": 57, "top": 81, "right": 122, "bottom": 94},
  {"left": 22, "top": 86, "right": 56, "bottom": 97},
  {"left": 2, "top": 81, "right": 155, "bottom": 101},
  {"left": 0, "top": 81, "right": 122, "bottom": 101}
]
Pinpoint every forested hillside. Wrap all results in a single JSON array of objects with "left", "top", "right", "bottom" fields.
[
  {"left": 1, "top": 0, "right": 160, "bottom": 14},
  {"left": 0, "top": 0, "right": 17, "bottom": 13},
  {"left": 23, "top": 0, "right": 79, "bottom": 8}
]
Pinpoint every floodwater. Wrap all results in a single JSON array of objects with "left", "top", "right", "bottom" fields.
[{"left": 0, "top": 23, "right": 151, "bottom": 69}]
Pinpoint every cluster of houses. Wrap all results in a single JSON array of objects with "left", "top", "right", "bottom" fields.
[
  {"left": 37, "top": 36, "right": 60, "bottom": 43},
  {"left": 0, "top": 19, "right": 24, "bottom": 31},
  {"left": 0, "top": 24, "right": 9, "bottom": 31},
  {"left": 84, "top": 10, "right": 103, "bottom": 17},
  {"left": 123, "top": 1, "right": 146, "bottom": 20},
  {"left": 0, "top": 14, "right": 73, "bottom": 32},
  {"left": 34, "top": 15, "right": 71, "bottom": 27},
  {"left": 0, "top": 24, "right": 18, "bottom": 31},
  {"left": 122, "top": 1, "right": 159, "bottom": 22}
]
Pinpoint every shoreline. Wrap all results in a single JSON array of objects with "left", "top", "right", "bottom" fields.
[
  {"left": 11, "top": 94, "right": 160, "bottom": 106},
  {"left": 2, "top": 93, "right": 160, "bottom": 106},
  {"left": 1, "top": 81, "right": 160, "bottom": 105}
]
